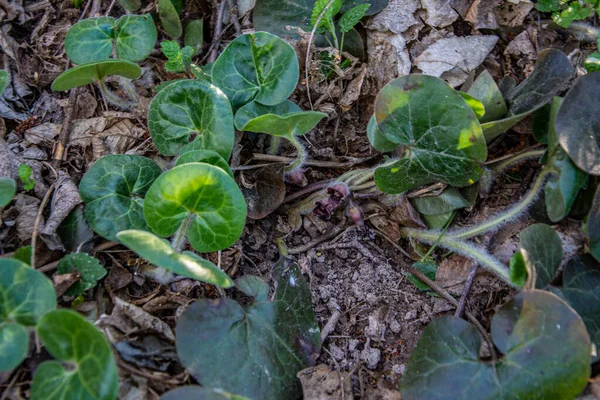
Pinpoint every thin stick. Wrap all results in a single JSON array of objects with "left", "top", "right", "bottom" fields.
[
  {"left": 31, "top": 181, "right": 56, "bottom": 268},
  {"left": 454, "top": 261, "right": 478, "bottom": 317},
  {"left": 287, "top": 221, "right": 349, "bottom": 254},
  {"left": 226, "top": 0, "right": 242, "bottom": 35},
  {"left": 52, "top": 87, "right": 80, "bottom": 166},
  {"left": 283, "top": 179, "right": 331, "bottom": 204},
  {"left": 209, "top": 0, "right": 228, "bottom": 63},
  {"left": 105, "top": 0, "right": 117, "bottom": 15},
  {"left": 253, "top": 153, "right": 374, "bottom": 168}
]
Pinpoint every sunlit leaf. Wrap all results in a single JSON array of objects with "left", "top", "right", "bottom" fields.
[
  {"left": 466, "top": 70, "right": 506, "bottom": 123},
  {"left": 52, "top": 59, "right": 142, "bottom": 91},
  {"left": 175, "top": 149, "right": 233, "bottom": 177}
]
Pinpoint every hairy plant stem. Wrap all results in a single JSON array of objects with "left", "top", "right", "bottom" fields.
[
  {"left": 448, "top": 168, "right": 553, "bottom": 240},
  {"left": 96, "top": 80, "right": 132, "bottom": 110},
  {"left": 285, "top": 136, "right": 307, "bottom": 172},
  {"left": 401, "top": 228, "right": 513, "bottom": 286},
  {"left": 171, "top": 214, "right": 194, "bottom": 253},
  {"left": 269, "top": 136, "right": 280, "bottom": 155},
  {"left": 490, "top": 149, "right": 546, "bottom": 174}
]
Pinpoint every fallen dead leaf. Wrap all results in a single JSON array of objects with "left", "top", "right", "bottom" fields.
[
  {"left": 114, "top": 296, "right": 176, "bottom": 342},
  {"left": 298, "top": 364, "right": 353, "bottom": 400}
]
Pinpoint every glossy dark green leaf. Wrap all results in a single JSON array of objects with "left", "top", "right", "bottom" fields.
[
  {"left": 0, "top": 177, "right": 16, "bottom": 207},
  {"left": 160, "top": 386, "right": 248, "bottom": 400},
  {"left": 117, "top": 230, "right": 234, "bottom": 287},
  {"left": 531, "top": 102, "right": 553, "bottom": 144},
  {"left": 466, "top": 70, "right": 506, "bottom": 123},
  {"left": 0, "top": 323, "right": 28, "bottom": 372},
  {"left": 185, "top": 20, "right": 204, "bottom": 55},
  {"left": 148, "top": 79, "right": 234, "bottom": 158},
  {"left": 519, "top": 224, "right": 562, "bottom": 288},
  {"left": 410, "top": 187, "right": 470, "bottom": 216},
  {"left": 176, "top": 257, "right": 321, "bottom": 399},
  {"left": 65, "top": 15, "right": 157, "bottom": 64},
  {"left": 482, "top": 49, "right": 573, "bottom": 142},
  {"left": 556, "top": 72, "right": 600, "bottom": 175},
  {"left": 212, "top": 32, "right": 299, "bottom": 110},
  {"left": 175, "top": 149, "right": 233, "bottom": 177},
  {"left": 56, "top": 205, "right": 94, "bottom": 253},
  {"left": 406, "top": 261, "right": 436, "bottom": 292},
  {"left": 235, "top": 100, "right": 326, "bottom": 137},
  {"left": 588, "top": 186, "right": 600, "bottom": 262},
  {"left": 52, "top": 59, "right": 142, "bottom": 91},
  {"left": 32, "top": 310, "right": 118, "bottom": 400},
  {"left": 57, "top": 253, "right": 107, "bottom": 296},
  {"left": 0, "top": 258, "right": 56, "bottom": 326},
  {"left": 373, "top": 75, "right": 486, "bottom": 194},
  {"left": 400, "top": 290, "right": 591, "bottom": 400},
  {"left": 562, "top": 254, "right": 600, "bottom": 346},
  {"left": 0, "top": 70, "right": 8, "bottom": 94},
  {"left": 79, "top": 154, "right": 162, "bottom": 242},
  {"left": 367, "top": 115, "right": 396, "bottom": 152},
  {"left": 144, "top": 163, "right": 246, "bottom": 252},
  {"left": 509, "top": 252, "right": 526, "bottom": 287},
  {"left": 159, "top": 0, "right": 182, "bottom": 38},
  {"left": 12, "top": 246, "right": 32, "bottom": 265}
]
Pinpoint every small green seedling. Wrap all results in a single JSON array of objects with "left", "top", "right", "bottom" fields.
[
  {"left": 148, "top": 79, "right": 234, "bottom": 157},
  {"left": 0, "top": 177, "right": 16, "bottom": 207},
  {"left": 0, "top": 258, "right": 56, "bottom": 372},
  {"left": 158, "top": 0, "right": 182, "bottom": 38},
  {"left": 211, "top": 32, "right": 299, "bottom": 110},
  {"left": 235, "top": 100, "right": 327, "bottom": 172},
  {"left": 400, "top": 290, "right": 591, "bottom": 399},
  {"left": 31, "top": 309, "right": 119, "bottom": 400},
  {"left": 65, "top": 14, "right": 157, "bottom": 64},
  {"left": 17, "top": 164, "right": 35, "bottom": 190},
  {"left": 536, "top": 0, "right": 599, "bottom": 27},
  {"left": 79, "top": 154, "right": 162, "bottom": 242},
  {"left": 0, "top": 70, "right": 8, "bottom": 94},
  {"left": 176, "top": 257, "right": 320, "bottom": 399},
  {"left": 161, "top": 40, "right": 195, "bottom": 74},
  {"left": 311, "top": 0, "right": 369, "bottom": 54}
]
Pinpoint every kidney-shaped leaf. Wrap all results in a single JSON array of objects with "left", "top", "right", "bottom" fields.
[
  {"left": 144, "top": 163, "right": 246, "bottom": 252},
  {"left": 148, "top": 79, "right": 234, "bottom": 158},
  {"left": 176, "top": 257, "right": 321, "bottom": 399},
  {"left": 31, "top": 310, "right": 118, "bottom": 400},
  {"left": 0, "top": 258, "right": 56, "bottom": 372},
  {"left": 57, "top": 253, "right": 107, "bottom": 296},
  {"left": 562, "top": 255, "right": 600, "bottom": 346},
  {"left": 519, "top": 224, "right": 563, "bottom": 288},
  {"left": 556, "top": 72, "right": 600, "bottom": 175},
  {"left": 235, "top": 100, "right": 326, "bottom": 137},
  {"left": 374, "top": 75, "right": 486, "bottom": 194},
  {"left": 79, "top": 154, "right": 162, "bottom": 242},
  {"left": 212, "top": 32, "right": 299, "bottom": 110},
  {"left": 175, "top": 149, "right": 233, "bottom": 177},
  {"left": 117, "top": 230, "right": 234, "bottom": 288},
  {"left": 52, "top": 59, "right": 142, "bottom": 91},
  {"left": 400, "top": 290, "right": 591, "bottom": 400},
  {"left": 65, "top": 14, "right": 157, "bottom": 64}
]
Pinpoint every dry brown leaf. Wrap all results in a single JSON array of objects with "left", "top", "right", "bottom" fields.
[
  {"left": 114, "top": 297, "right": 176, "bottom": 342},
  {"left": 340, "top": 64, "right": 367, "bottom": 113},
  {"left": 53, "top": 270, "right": 81, "bottom": 297},
  {"left": 421, "top": 0, "right": 459, "bottom": 27},
  {"left": 298, "top": 364, "right": 352, "bottom": 400},
  {"left": 497, "top": 0, "right": 534, "bottom": 27},
  {"left": 435, "top": 254, "right": 473, "bottom": 294}
]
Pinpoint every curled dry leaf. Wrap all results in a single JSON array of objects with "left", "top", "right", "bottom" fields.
[{"left": 114, "top": 296, "right": 176, "bottom": 342}]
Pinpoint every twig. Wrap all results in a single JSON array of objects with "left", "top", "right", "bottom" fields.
[
  {"left": 226, "top": 0, "right": 242, "bottom": 35},
  {"left": 31, "top": 181, "right": 56, "bottom": 268},
  {"left": 253, "top": 153, "right": 374, "bottom": 168},
  {"left": 321, "top": 309, "right": 341, "bottom": 343},
  {"left": 78, "top": 0, "right": 93, "bottom": 21},
  {"left": 454, "top": 261, "right": 478, "bottom": 318},
  {"left": 209, "top": 0, "right": 228, "bottom": 63},
  {"left": 105, "top": 0, "right": 117, "bottom": 16},
  {"left": 287, "top": 221, "right": 349, "bottom": 254},
  {"left": 305, "top": 0, "right": 338, "bottom": 109},
  {"left": 89, "top": 0, "right": 102, "bottom": 17},
  {"left": 52, "top": 87, "right": 80, "bottom": 167},
  {"left": 283, "top": 179, "right": 331, "bottom": 204}
]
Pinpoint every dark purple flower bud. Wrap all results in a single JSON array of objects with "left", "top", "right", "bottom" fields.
[{"left": 285, "top": 169, "right": 308, "bottom": 187}]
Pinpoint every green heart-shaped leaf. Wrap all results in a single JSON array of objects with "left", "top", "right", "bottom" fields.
[
  {"left": 0, "top": 323, "right": 28, "bottom": 372},
  {"left": 588, "top": 187, "right": 600, "bottom": 262},
  {"left": 562, "top": 255, "right": 600, "bottom": 347},
  {"left": 373, "top": 75, "right": 486, "bottom": 194},
  {"left": 51, "top": 59, "right": 142, "bottom": 91},
  {"left": 212, "top": 32, "right": 299, "bottom": 110},
  {"left": 400, "top": 290, "right": 591, "bottom": 399},
  {"left": 65, "top": 14, "right": 157, "bottom": 64},
  {"left": 31, "top": 310, "right": 118, "bottom": 400},
  {"left": 0, "top": 258, "right": 56, "bottom": 372},
  {"left": 519, "top": 223, "right": 563, "bottom": 288},
  {"left": 148, "top": 79, "right": 234, "bottom": 158},
  {"left": 0, "top": 177, "right": 16, "bottom": 207},
  {"left": 144, "top": 163, "right": 246, "bottom": 252},
  {"left": 235, "top": 100, "right": 326, "bottom": 137},
  {"left": 57, "top": 253, "right": 107, "bottom": 296},
  {"left": 79, "top": 154, "right": 162, "bottom": 242},
  {"left": 117, "top": 230, "right": 234, "bottom": 287},
  {"left": 158, "top": 0, "right": 182, "bottom": 38},
  {"left": 175, "top": 257, "right": 321, "bottom": 399},
  {"left": 466, "top": 70, "right": 507, "bottom": 123},
  {"left": 160, "top": 386, "right": 248, "bottom": 400},
  {"left": 556, "top": 72, "right": 600, "bottom": 175},
  {"left": 367, "top": 114, "right": 397, "bottom": 152},
  {"left": 482, "top": 49, "right": 573, "bottom": 142},
  {"left": 175, "top": 149, "right": 233, "bottom": 176}
]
